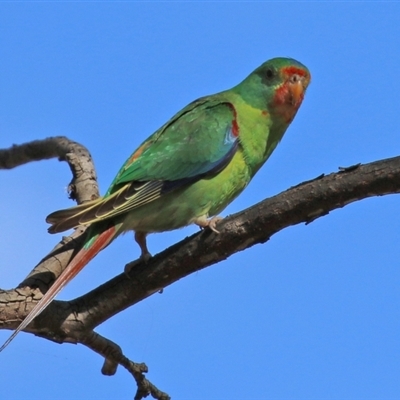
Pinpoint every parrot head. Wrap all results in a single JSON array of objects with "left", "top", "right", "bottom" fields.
[{"left": 234, "top": 57, "right": 311, "bottom": 124}]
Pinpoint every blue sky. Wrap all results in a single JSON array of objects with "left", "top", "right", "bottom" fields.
[{"left": 1, "top": 2, "right": 400, "bottom": 399}]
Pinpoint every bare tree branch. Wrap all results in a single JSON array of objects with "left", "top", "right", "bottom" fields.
[
  {"left": 0, "top": 137, "right": 168, "bottom": 398},
  {"left": 0, "top": 136, "right": 99, "bottom": 203},
  {"left": 81, "top": 331, "right": 170, "bottom": 400},
  {"left": 2, "top": 138, "right": 400, "bottom": 398}
]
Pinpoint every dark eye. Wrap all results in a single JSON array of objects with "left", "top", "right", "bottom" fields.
[{"left": 266, "top": 68, "right": 274, "bottom": 79}]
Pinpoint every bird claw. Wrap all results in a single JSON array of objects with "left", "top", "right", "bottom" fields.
[
  {"left": 124, "top": 252, "right": 152, "bottom": 276},
  {"left": 194, "top": 215, "right": 223, "bottom": 234}
]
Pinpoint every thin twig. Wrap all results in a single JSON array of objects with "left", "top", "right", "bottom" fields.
[{"left": 81, "top": 331, "right": 171, "bottom": 400}]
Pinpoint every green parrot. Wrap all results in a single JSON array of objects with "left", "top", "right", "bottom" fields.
[{"left": 0, "top": 57, "right": 310, "bottom": 351}]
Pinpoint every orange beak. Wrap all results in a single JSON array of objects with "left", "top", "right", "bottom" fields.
[{"left": 288, "top": 74, "right": 310, "bottom": 107}]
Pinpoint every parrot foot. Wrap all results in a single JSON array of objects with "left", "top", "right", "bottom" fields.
[
  {"left": 124, "top": 252, "right": 152, "bottom": 276},
  {"left": 194, "top": 215, "right": 223, "bottom": 234},
  {"left": 124, "top": 231, "right": 152, "bottom": 276}
]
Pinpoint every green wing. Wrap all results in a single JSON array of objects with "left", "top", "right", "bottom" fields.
[
  {"left": 108, "top": 97, "right": 238, "bottom": 190},
  {"left": 47, "top": 97, "right": 239, "bottom": 233}
]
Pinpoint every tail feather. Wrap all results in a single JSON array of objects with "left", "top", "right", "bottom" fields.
[
  {"left": 46, "top": 198, "right": 104, "bottom": 233},
  {"left": 47, "top": 180, "right": 165, "bottom": 234},
  {"left": 0, "top": 224, "right": 120, "bottom": 352}
]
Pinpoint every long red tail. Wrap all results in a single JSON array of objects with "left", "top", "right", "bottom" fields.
[{"left": 0, "top": 224, "right": 119, "bottom": 352}]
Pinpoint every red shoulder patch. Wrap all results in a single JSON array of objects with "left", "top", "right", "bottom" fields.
[
  {"left": 226, "top": 103, "right": 239, "bottom": 137},
  {"left": 127, "top": 141, "right": 151, "bottom": 165}
]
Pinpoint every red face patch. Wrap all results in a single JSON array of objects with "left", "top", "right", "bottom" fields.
[
  {"left": 272, "top": 80, "right": 305, "bottom": 123},
  {"left": 281, "top": 66, "right": 308, "bottom": 78}
]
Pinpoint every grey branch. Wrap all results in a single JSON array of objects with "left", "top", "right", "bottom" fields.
[
  {"left": 0, "top": 137, "right": 169, "bottom": 399},
  {"left": 2, "top": 137, "right": 400, "bottom": 399},
  {"left": 81, "top": 331, "right": 170, "bottom": 400},
  {"left": 0, "top": 136, "right": 99, "bottom": 203}
]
